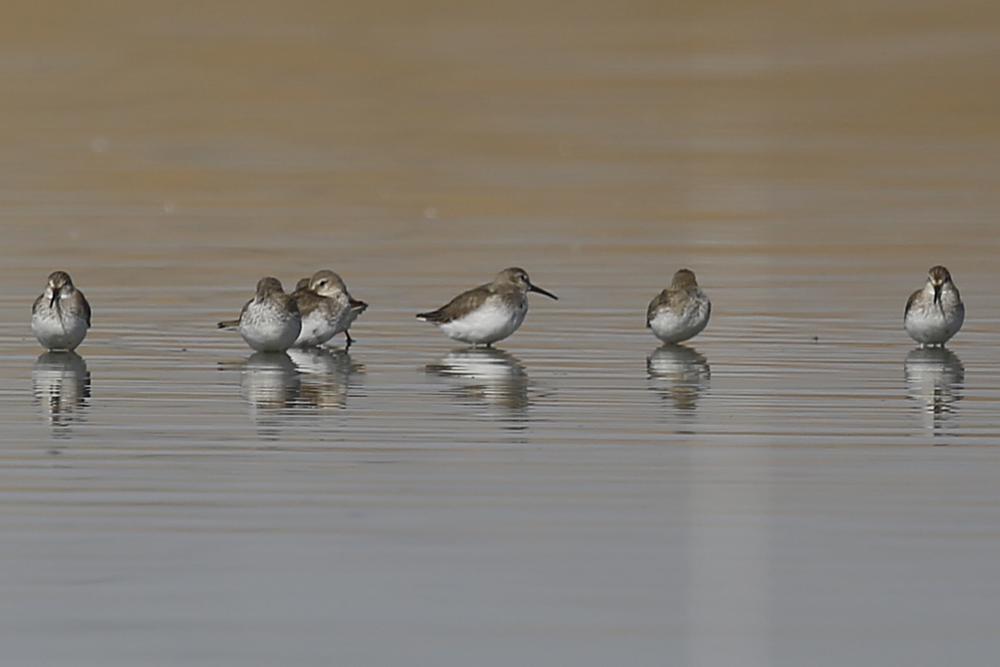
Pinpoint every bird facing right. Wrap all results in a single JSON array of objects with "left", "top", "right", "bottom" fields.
[
  {"left": 646, "top": 269, "right": 711, "bottom": 344},
  {"left": 904, "top": 265, "right": 964, "bottom": 348},
  {"left": 417, "top": 267, "right": 558, "bottom": 347}
]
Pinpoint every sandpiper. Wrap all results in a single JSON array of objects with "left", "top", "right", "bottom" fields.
[
  {"left": 291, "top": 270, "right": 368, "bottom": 348},
  {"left": 417, "top": 267, "right": 557, "bottom": 347},
  {"left": 218, "top": 277, "right": 302, "bottom": 352},
  {"left": 904, "top": 265, "right": 964, "bottom": 348},
  {"left": 31, "top": 271, "right": 91, "bottom": 351},
  {"left": 646, "top": 269, "right": 711, "bottom": 344}
]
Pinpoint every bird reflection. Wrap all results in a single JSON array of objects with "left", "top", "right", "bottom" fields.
[
  {"left": 238, "top": 351, "right": 301, "bottom": 439},
  {"left": 647, "top": 344, "right": 710, "bottom": 413},
  {"left": 426, "top": 348, "right": 531, "bottom": 418},
  {"left": 286, "top": 347, "right": 364, "bottom": 409},
  {"left": 904, "top": 347, "right": 964, "bottom": 434},
  {"left": 32, "top": 351, "right": 91, "bottom": 438}
]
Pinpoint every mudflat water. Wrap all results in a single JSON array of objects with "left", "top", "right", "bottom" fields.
[{"left": 2, "top": 1, "right": 1000, "bottom": 665}]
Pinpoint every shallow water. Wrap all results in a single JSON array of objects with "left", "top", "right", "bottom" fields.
[{"left": 2, "top": 1, "right": 1000, "bottom": 665}]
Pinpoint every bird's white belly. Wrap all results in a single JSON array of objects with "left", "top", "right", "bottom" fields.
[
  {"left": 294, "top": 311, "right": 337, "bottom": 347},
  {"left": 240, "top": 307, "right": 301, "bottom": 352},
  {"left": 32, "top": 310, "right": 88, "bottom": 350},
  {"left": 649, "top": 301, "right": 710, "bottom": 344},
  {"left": 439, "top": 302, "right": 526, "bottom": 345},
  {"left": 905, "top": 305, "right": 964, "bottom": 345}
]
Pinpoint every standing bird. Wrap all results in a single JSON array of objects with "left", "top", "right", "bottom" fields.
[
  {"left": 291, "top": 270, "right": 368, "bottom": 348},
  {"left": 31, "top": 271, "right": 91, "bottom": 351},
  {"left": 417, "top": 267, "right": 558, "bottom": 347},
  {"left": 904, "top": 265, "right": 964, "bottom": 348},
  {"left": 646, "top": 269, "right": 711, "bottom": 344},
  {"left": 218, "top": 277, "right": 301, "bottom": 352}
]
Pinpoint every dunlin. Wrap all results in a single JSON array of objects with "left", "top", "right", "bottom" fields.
[
  {"left": 904, "top": 265, "right": 964, "bottom": 348},
  {"left": 219, "top": 277, "right": 302, "bottom": 352},
  {"left": 291, "top": 270, "right": 368, "bottom": 348},
  {"left": 646, "top": 269, "right": 711, "bottom": 344},
  {"left": 31, "top": 271, "right": 91, "bottom": 351},
  {"left": 417, "top": 267, "right": 557, "bottom": 347}
]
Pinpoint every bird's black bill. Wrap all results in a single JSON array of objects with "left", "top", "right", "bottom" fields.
[
  {"left": 933, "top": 283, "right": 942, "bottom": 308},
  {"left": 528, "top": 283, "right": 558, "bottom": 300}
]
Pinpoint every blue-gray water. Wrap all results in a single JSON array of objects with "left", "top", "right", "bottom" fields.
[{"left": 2, "top": 1, "right": 1000, "bottom": 665}]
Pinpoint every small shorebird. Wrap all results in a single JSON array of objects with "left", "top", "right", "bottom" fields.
[
  {"left": 417, "top": 267, "right": 557, "bottom": 347},
  {"left": 31, "top": 271, "right": 91, "bottom": 351},
  {"left": 218, "top": 277, "right": 302, "bottom": 352},
  {"left": 646, "top": 269, "right": 711, "bottom": 344},
  {"left": 291, "top": 270, "right": 368, "bottom": 348},
  {"left": 904, "top": 265, "right": 964, "bottom": 348}
]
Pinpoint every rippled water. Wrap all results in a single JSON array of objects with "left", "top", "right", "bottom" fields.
[{"left": 2, "top": 1, "right": 1000, "bottom": 665}]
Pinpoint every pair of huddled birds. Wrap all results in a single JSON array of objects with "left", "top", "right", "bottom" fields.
[{"left": 30, "top": 265, "right": 966, "bottom": 353}]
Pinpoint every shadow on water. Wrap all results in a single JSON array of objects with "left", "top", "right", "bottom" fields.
[
  {"left": 220, "top": 348, "right": 365, "bottom": 439},
  {"left": 904, "top": 347, "right": 964, "bottom": 436},
  {"left": 647, "top": 344, "right": 711, "bottom": 417},
  {"left": 287, "top": 347, "right": 364, "bottom": 411},
  {"left": 32, "top": 351, "right": 91, "bottom": 439},
  {"left": 236, "top": 351, "right": 301, "bottom": 440},
  {"left": 426, "top": 347, "right": 532, "bottom": 425}
]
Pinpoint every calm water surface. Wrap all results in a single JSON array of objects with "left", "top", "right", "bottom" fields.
[{"left": 2, "top": 1, "right": 1000, "bottom": 665}]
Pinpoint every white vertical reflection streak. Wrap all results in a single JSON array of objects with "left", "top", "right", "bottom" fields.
[{"left": 686, "top": 446, "right": 771, "bottom": 667}]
